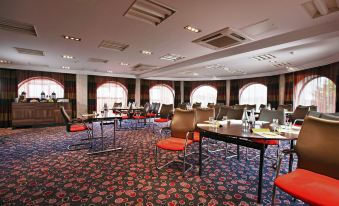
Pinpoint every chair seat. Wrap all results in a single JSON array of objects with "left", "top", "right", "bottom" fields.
[
  {"left": 253, "top": 139, "right": 279, "bottom": 145},
  {"left": 133, "top": 116, "right": 146, "bottom": 119},
  {"left": 154, "top": 118, "right": 169, "bottom": 123},
  {"left": 122, "top": 116, "right": 129, "bottom": 119},
  {"left": 70, "top": 124, "right": 88, "bottom": 132},
  {"left": 275, "top": 169, "right": 339, "bottom": 205},
  {"left": 147, "top": 113, "right": 156, "bottom": 117},
  {"left": 156, "top": 137, "right": 193, "bottom": 151}
]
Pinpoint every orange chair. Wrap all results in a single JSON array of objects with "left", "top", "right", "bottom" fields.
[
  {"left": 60, "top": 106, "right": 92, "bottom": 150},
  {"left": 272, "top": 116, "right": 339, "bottom": 205},
  {"left": 155, "top": 109, "right": 196, "bottom": 174}
]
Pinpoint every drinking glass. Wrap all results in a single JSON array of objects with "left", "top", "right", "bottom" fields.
[
  {"left": 222, "top": 116, "right": 228, "bottom": 121},
  {"left": 209, "top": 117, "right": 214, "bottom": 124},
  {"left": 272, "top": 119, "right": 279, "bottom": 132}
]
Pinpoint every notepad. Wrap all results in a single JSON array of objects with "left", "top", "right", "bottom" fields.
[{"left": 252, "top": 128, "right": 286, "bottom": 139}]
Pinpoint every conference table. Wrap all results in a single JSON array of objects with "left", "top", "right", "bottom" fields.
[
  {"left": 197, "top": 120, "right": 299, "bottom": 204},
  {"left": 82, "top": 111, "right": 123, "bottom": 155}
]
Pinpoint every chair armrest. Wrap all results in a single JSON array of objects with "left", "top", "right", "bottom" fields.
[
  {"left": 275, "top": 149, "right": 297, "bottom": 179},
  {"left": 293, "top": 119, "right": 304, "bottom": 126}
]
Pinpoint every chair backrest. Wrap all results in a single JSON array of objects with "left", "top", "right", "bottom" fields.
[
  {"left": 277, "top": 104, "right": 293, "bottom": 111},
  {"left": 113, "top": 102, "right": 122, "bottom": 107},
  {"left": 151, "top": 102, "right": 161, "bottom": 113},
  {"left": 170, "top": 109, "right": 196, "bottom": 139},
  {"left": 307, "top": 111, "right": 322, "bottom": 118},
  {"left": 233, "top": 104, "right": 247, "bottom": 110},
  {"left": 60, "top": 106, "right": 71, "bottom": 124},
  {"left": 246, "top": 104, "right": 256, "bottom": 111},
  {"left": 296, "top": 116, "right": 339, "bottom": 179},
  {"left": 259, "top": 104, "right": 266, "bottom": 110},
  {"left": 207, "top": 103, "right": 215, "bottom": 108},
  {"left": 177, "top": 103, "right": 187, "bottom": 110},
  {"left": 319, "top": 113, "right": 339, "bottom": 121},
  {"left": 216, "top": 106, "right": 232, "bottom": 120},
  {"left": 292, "top": 105, "right": 310, "bottom": 119},
  {"left": 143, "top": 102, "right": 151, "bottom": 114},
  {"left": 309, "top": 105, "right": 317, "bottom": 112},
  {"left": 192, "top": 102, "right": 201, "bottom": 109},
  {"left": 258, "top": 109, "right": 285, "bottom": 124},
  {"left": 159, "top": 104, "right": 173, "bottom": 118},
  {"left": 195, "top": 108, "right": 215, "bottom": 124},
  {"left": 226, "top": 108, "right": 244, "bottom": 120}
]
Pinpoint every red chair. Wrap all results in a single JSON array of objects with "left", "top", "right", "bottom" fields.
[
  {"left": 60, "top": 106, "right": 92, "bottom": 150},
  {"left": 155, "top": 109, "right": 196, "bottom": 175},
  {"left": 272, "top": 116, "right": 339, "bottom": 205}
]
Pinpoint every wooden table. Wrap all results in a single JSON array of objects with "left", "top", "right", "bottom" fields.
[
  {"left": 197, "top": 120, "right": 298, "bottom": 204},
  {"left": 83, "top": 111, "right": 123, "bottom": 155}
]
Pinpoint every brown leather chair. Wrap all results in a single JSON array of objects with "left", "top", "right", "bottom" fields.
[
  {"left": 272, "top": 116, "right": 339, "bottom": 205},
  {"left": 277, "top": 104, "right": 293, "bottom": 112},
  {"left": 194, "top": 107, "right": 215, "bottom": 142},
  {"left": 319, "top": 113, "right": 339, "bottom": 121},
  {"left": 233, "top": 104, "right": 247, "bottom": 110},
  {"left": 246, "top": 104, "right": 256, "bottom": 111},
  {"left": 60, "top": 106, "right": 92, "bottom": 150},
  {"left": 177, "top": 103, "right": 187, "bottom": 110},
  {"left": 290, "top": 105, "right": 310, "bottom": 123},
  {"left": 207, "top": 103, "right": 215, "bottom": 108},
  {"left": 216, "top": 106, "right": 232, "bottom": 120},
  {"left": 226, "top": 108, "right": 244, "bottom": 120},
  {"left": 192, "top": 102, "right": 202, "bottom": 109},
  {"left": 258, "top": 109, "right": 285, "bottom": 124},
  {"left": 155, "top": 109, "right": 196, "bottom": 174},
  {"left": 259, "top": 104, "right": 266, "bottom": 110}
]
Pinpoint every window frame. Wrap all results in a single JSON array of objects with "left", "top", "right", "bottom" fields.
[
  {"left": 190, "top": 85, "right": 218, "bottom": 107},
  {"left": 239, "top": 82, "right": 267, "bottom": 109},
  {"left": 149, "top": 84, "right": 175, "bottom": 105},
  {"left": 96, "top": 81, "right": 128, "bottom": 111},
  {"left": 18, "top": 76, "right": 64, "bottom": 98}
]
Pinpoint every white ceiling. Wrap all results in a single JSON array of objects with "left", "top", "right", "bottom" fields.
[{"left": 1, "top": 0, "right": 339, "bottom": 80}]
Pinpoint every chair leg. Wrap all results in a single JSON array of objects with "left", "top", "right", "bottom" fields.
[{"left": 272, "top": 184, "right": 277, "bottom": 206}]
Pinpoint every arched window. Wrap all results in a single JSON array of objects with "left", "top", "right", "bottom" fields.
[
  {"left": 149, "top": 84, "right": 174, "bottom": 105},
  {"left": 296, "top": 76, "right": 336, "bottom": 113},
  {"left": 97, "top": 82, "right": 128, "bottom": 111},
  {"left": 18, "top": 77, "right": 64, "bottom": 98},
  {"left": 191, "top": 85, "right": 217, "bottom": 107},
  {"left": 239, "top": 83, "right": 267, "bottom": 110}
]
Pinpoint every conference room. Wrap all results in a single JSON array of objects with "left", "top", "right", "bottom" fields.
[{"left": 1, "top": 0, "right": 339, "bottom": 205}]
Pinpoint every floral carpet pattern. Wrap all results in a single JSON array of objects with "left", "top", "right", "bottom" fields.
[{"left": 0, "top": 123, "right": 306, "bottom": 206}]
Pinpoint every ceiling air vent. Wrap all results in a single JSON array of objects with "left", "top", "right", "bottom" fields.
[
  {"left": 192, "top": 27, "right": 251, "bottom": 50},
  {"left": 88, "top": 58, "right": 108, "bottom": 63},
  {"left": 98, "top": 40, "right": 129, "bottom": 52},
  {"left": 132, "top": 64, "right": 158, "bottom": 72},
  {"left": 124, "top": 0, "right": 176, "bottom": 26},
  {"left": 15, "top": 47, "right": 44, "bottom": 56},
  {"left": 0, "top": 17, "right": 37, "bottom": 37}
]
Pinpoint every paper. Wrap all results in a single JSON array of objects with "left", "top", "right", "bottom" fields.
[{"left": 252, "top": 128, "right": 286, "bottom": 139}]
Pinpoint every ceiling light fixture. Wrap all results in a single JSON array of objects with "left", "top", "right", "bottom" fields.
[
  {"left": 120, "top": 62, "right": 129, "bottom": 66},
  {"left": 193, "top": 72, "right": 199, "bottom": 76},
  {"left": 251, "top": 54, "right": 276, "bottom": 61},
  {"left": 140, "top": 50, "right": 153, "bottom": 55},
  {"left": 62, "top": 66, "right": 70, "bottom": 69},
  {"left": 63, "top": 35, "right": 81, "bottom": 41},
  {"left": 107, "top": 70, "right": 113, "bottom": 73},
  {"left": 184, "top": 25, "right": 201, "bottom": 33},
  {"left": 160, "top": 53, "right": 185, "bottom": 61},
  {"left": 0, "top": 59, "right": 11, "bottom": 64},
  {"left": 286, "top": 66, "right": 299, "bottom": 72},
  {"left": 62, "top": 55, "right": 74, "bottom": 59}
]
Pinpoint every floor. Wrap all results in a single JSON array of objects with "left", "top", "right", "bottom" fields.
[{"left": 0, "top": 122, "right": 306, "bottom": 206}]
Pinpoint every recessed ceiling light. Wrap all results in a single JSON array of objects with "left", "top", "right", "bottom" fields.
[
  {"left": 62, "top": 55, "right": 74, "bottom": 59},
  {"left": 193, "top": 72, "right": 199, "bottom": 76},
  {"left": 107, "top": 70, "right": 113, "bottom": 73},
  {"left": 63, "top": 35, "right": 81, "bottom": 41},
  {"left": 160, "top": 54, "right": 185, "bottom": 61},
  {"left": 120, "top": 62, "right": 129, "bottom": 66},
  {"left": 62, "top": 66, "right": 70, "bottom": 69},
  {"left": 0, "top": 59, "right": 11, "bottom": 64},
  {"left": 184, "top": 25, "right": 201, "bottom": 33},
  {"left": 251, "top": 54, "right": 276, "bottom": 61},
  {"left": 140, "top": 50, "right": 153, "bottom": 55},
  {"left": 286, "top": 66, "right": 299, "bottom": 71}
]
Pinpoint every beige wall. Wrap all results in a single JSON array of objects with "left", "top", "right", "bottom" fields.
[{"left": 76, "top": 74, "right": 88, "bottom": 117}]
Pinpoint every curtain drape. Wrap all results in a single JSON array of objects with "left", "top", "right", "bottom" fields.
[
  {"left": 64, "top": 74, "right": 77, "bottom": 118},
  {"left": 0, "top": 69, "right": 18, "bottom": 128},
  {"left": 229, "top": 80, "right": 239, "bottom": 106},
  {"left": 284, "top": 72, "right": 294, "bottom": 105},
  {"left": 267, "top": 75, "right": 280, "bottom": 109},
  {"left": 174, "top": 81, "right": 181, "bottom": 107}
]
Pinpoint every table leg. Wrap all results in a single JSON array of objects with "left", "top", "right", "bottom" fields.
[
  {"left": 288, "top": 140, "right": 294, "bottom": 172},
  {"left": 101, "top": 121, "right": 104, "bottom": 150},
  {"left": 199, "top": 132, "right": 203, "bottom": 176},
  {"left": 257, "top": 146, "right": 265, "bottom": 204},
  {"left": 237, "top": 144, "right": 240, "bottom": 160}
]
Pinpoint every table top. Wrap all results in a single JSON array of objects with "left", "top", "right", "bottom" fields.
[
  {"left": 197, "top": 120, "right": 298, "bottom": 141},
  {"left": 82, "top": 111, "right": 123, "bottom": 121}
]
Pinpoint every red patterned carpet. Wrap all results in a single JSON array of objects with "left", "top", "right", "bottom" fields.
[{"left": 0, "top": 124, "right": 305, "bottom": 206}]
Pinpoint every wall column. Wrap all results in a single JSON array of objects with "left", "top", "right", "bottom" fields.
[
  {"left": 135, "top": 78, "right": 141, "bottom": 106},
  {"left": 76, "top": 74, "right": 88, "bottom": 118},
  {"left": 226, "top": 80, "right": 231, "bottom": 106},
  {"left": 279, "top": 74, "right": 285, "bottom": 105},
  {"left": 180, "top": 81, "right": 184, "bottom": 103}
]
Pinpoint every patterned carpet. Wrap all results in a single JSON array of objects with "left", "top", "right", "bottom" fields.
[{"left": 0, "top": 122, "right": 306, "bottom": 206}]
